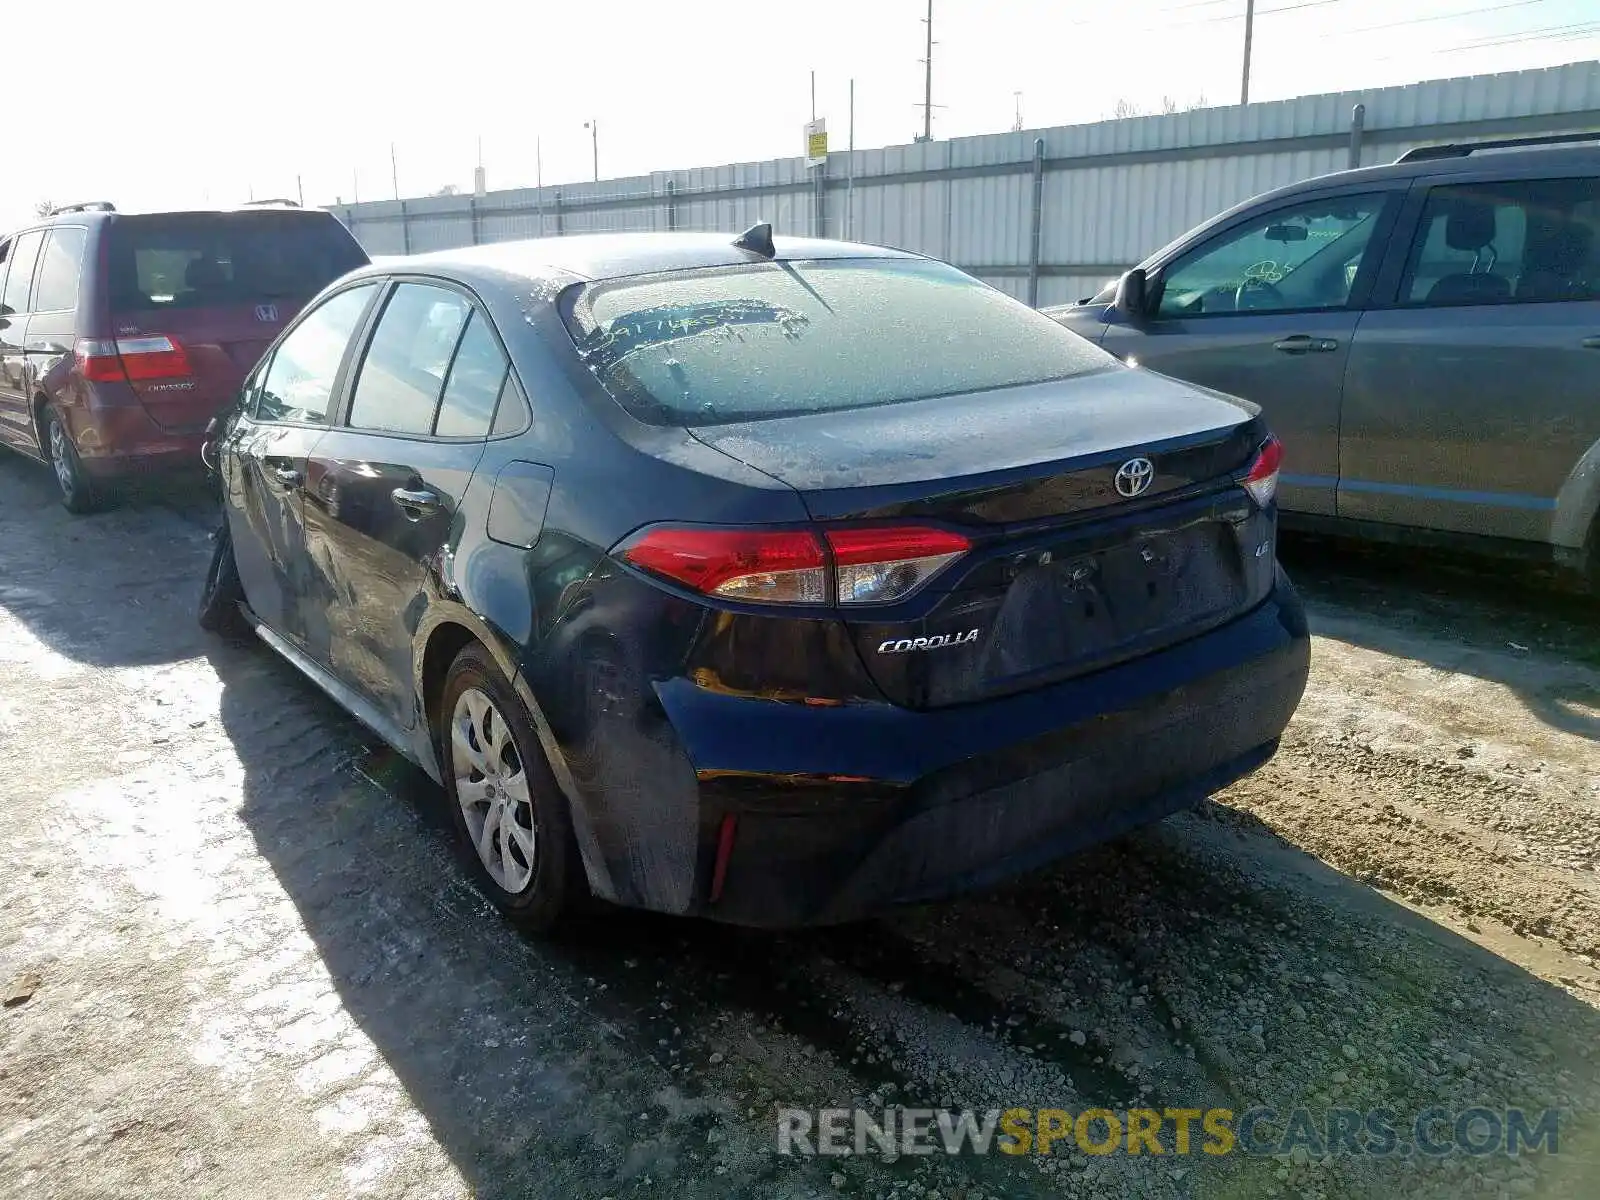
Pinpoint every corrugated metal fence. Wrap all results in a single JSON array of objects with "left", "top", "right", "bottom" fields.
[{"left": 330, "top": 62, "right": 1600, "bottom": 308}]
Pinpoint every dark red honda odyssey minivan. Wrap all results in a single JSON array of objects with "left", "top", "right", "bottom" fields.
[{"left": 0, "top": 202, "right": 367, "bottom": 511}]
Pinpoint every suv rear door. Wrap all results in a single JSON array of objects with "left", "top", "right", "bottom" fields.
[
  {"left": 105, "top": 210, "right": 367, "bottom": 434},
  {"left": 0, "top": 229, "right": 45, "bottom": 453},
  {"left": 1100, "top": 186, "right": 1403, "bottom": 517},
  {"left": 1339, "top": 169, "right": 1600, "bottom": 547}
]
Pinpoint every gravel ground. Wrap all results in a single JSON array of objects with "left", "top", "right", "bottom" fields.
[{"left": 0, "top": 453, "right": 1596, "bottom": 1200}]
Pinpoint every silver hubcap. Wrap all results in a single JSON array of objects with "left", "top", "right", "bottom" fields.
[
  {"left": 450, "top": 687, "right": 536, "bottom": 893},
  {"left": 49, "top": 421, "right": 74, "bottom": 493}
]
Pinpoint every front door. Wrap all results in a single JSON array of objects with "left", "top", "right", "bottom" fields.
[
  {"left": 0, "top": 229, "right": 45, "bottom": 454},
  {"left": 223, "top": 282, "right": 379, "bottom": 652},
  {"left": 306, "top": 281, "right": 507, "bottom": 729},
  {"left": 1340, "top": 173, "right": 1600, "bottom": 546},
  {"left": 1103, "top": 188, "right": 1401, "bottom": 517}
]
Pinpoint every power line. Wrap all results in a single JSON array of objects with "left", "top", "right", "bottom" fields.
[{"left": 1442, "top": 19, "right": 1600, "bottom": 49}]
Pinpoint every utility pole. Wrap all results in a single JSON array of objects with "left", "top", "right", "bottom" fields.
[
  {"left": 847, "top": 78, "right": 855, "bottom": 239},
  {"left": 1240, "top": 0, "right": 1256, "bottom": 106},
  {"left": 584, "top": 121, "right": 598, "bottom": 183},
  {"left": 811, "top": 70, "right": 816, "bottom": 121},
  {"left": 353, "top": 168, "right": 359, "bottom": 205},
  {"left": 920, "top": 0, "right": 934, "bottom": 141},
  {"left": 1013, "top": 91, "right": 1024, "bottom": 133},
  {"left": 296, "top": 175, "right": 304, "bottom": 207},
  {"left": 390, "top": 142, "right": 400, "bottom": 200}
]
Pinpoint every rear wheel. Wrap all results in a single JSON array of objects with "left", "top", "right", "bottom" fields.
[
  {"left": 438, "top": 643, "right": 577, "bottom": 931},
  {"left": 45, "top": 407, "right": 101, "bottom": 514}
]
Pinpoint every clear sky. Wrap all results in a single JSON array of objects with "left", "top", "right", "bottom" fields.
[{"left": 4, "top": 0, "right": 1596, "bottom": 229}]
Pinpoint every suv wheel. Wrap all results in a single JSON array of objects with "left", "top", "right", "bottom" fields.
[
  {"left": 438, "top": 643, "right": 578, "bottom": 931},
  {"left": 45, "top": 408, "right": 101, "bottom": 514}
]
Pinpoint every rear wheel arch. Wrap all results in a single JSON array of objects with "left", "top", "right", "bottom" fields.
[{"left": 31, "top": 391, "right": 51, "bottom": 452}]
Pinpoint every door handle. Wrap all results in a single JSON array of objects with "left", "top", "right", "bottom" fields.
[
  {"left": 273, "top": 466, "right": 303, "bottom": 486},
  {"left": 391, "top": 486, "right": 441, "bottom": 518},
  {"left": 1273, "top": 335, "right": 1339, "bottom": 354},
  {"left": 1581, "top": 336, "right": 1600, "bottom": 349}
]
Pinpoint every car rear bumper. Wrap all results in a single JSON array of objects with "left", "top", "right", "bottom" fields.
[{"left": 566, "top": 570, "right": 1310, "bottom": 927}]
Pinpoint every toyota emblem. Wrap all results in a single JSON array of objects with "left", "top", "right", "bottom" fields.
[{"left": 1114, "top": 457, "right": 1155, "bottom": 498}]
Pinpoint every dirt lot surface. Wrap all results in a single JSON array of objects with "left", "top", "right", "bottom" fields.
[{"left": 1, "top": 453, "right": 1597, "bottom": 1200}]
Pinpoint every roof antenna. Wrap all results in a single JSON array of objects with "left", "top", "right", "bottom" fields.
[{"left": 732, "top": 221, "right": 775, "bottom": 258}]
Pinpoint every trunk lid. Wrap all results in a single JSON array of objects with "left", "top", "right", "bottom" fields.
[
  {"left": 692, "top": 369, "right": 1276, "bottom": 709},
  {"left": 104, "top": 210, "right": 367, "bottom": 432}
]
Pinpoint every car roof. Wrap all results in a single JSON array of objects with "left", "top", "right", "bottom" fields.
[{"left": 356, "top": 231, "right": 924, "bottom": 289}]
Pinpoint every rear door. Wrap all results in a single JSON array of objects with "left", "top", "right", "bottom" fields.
[
  {"left": 1339, "top": 171, "right": 1600, "bottom": 544},
  {"left": 224, "top": 282, "right": 379, "bottom": 652},
  {"left": 21, "top": 225, "right": 89, "bottom": 455},
  {"left": 105, "top": 211, "right": 368, "bottom": 434},
  {"left": 1101, "top": 187, "right": 1402, "bottom": 516},
  {"left": 0, "top": 229, "right": 45, "bottom": 452},
  {"left": 305, "top": 280, "right": 510, "bottom": 729}
]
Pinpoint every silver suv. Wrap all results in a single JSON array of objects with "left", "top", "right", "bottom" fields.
[{"left": 1046, "top": 134, "right": 1600, "bottom": 581}]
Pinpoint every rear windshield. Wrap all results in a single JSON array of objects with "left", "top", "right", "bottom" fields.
[
  {"left": 560, "top": 258, "right": 1110, "bottom": 426},
  {"left": 108, "top": 213, "right": 367, "bottom": 311}
]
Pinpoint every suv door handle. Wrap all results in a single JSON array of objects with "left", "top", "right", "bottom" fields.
[
  {"left": 391, "top": 486, "right": 441, "bottom": 518},
  {"left": 1581, "top": 336, "right": 1600, "bottom": 349},
  {"left": 273, "top": 466, "right": 303, "bottom": 486},
  {"left": 1273, "top": 335, "right": 1339, "bottom": 354}
]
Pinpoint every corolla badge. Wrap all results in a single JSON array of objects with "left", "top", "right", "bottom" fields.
[
  {"left": 877, "top": 628, "right": 981, "bottom": 654},
  {"left": 1114, "top": 457, "right": 1155, "bottom": 498}
]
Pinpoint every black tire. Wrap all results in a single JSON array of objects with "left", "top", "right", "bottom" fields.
[
  {"left": 44, "top": 406, "right": 102, "bottom": 514},
  {"left": 198, "top": 522, "right": 249, "bottom": 636},
  {"left": 437, "top": 642, "right": 578, "bottom": 931}
]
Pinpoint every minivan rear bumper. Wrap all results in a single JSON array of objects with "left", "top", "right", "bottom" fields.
[
  {"left": 576, "top": 571, "right": 1310, "bottom": 926},
  {"left": 72, "top": 404, "right": 206, "bottom": 478}
]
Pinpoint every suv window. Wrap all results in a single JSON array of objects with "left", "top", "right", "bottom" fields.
[
  {"left": 1401, "top": 177, "right": 1600, "bottom": 305},
  {"left": 256, "top": 284, "right": 376, "bottom": 423},
  {"left": 347, "top": 284, "right": 471, "bottom": 435},
  {"left": 435, "top": 311, "right": 509, "bottom": 437},
  {"left": 1156, "top": 193, "right": 1391, "bottom": 317},
  {"left": 33, "top": 226, "right": 88, "bottom": 313},
  {"left": 107, "top": 212, "right": 367, "bottom": 311},
  {"left": 1, "top": 230, "right": 45, "bottom": 316}
]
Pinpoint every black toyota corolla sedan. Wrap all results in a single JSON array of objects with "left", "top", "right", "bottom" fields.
[{"left": 198, "top": 227, "right": 1310, "bottom": 930}]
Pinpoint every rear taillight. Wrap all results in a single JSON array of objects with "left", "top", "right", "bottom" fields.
[
  {"left": 74, "top": 335, "right": 193, "bottom": 383},
  {"left": 622, "top": 528, "right": 828, "bottom": 604},
  {"left": 1241, "top": 435, "right": 1283, "bottom": 507},
  {"left": 620, "top": 524, "right": 971, "bottom": 606},
  {"left": 826, "top": 526, "right": 970, "bottom": 605}
]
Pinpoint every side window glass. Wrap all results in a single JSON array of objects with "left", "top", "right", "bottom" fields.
[
  {"left": 1403, "top": 177, "right": 1599, "bottom": 306},
  {"left": 257, "top": 284, "right": 376, "bottom": 423},
  {"left": 33, "top": 226, "right": 88, "bottom": 313},
  {"left": 1, "top": 230, "right": 45, "bottom": 316},
  {"left": 1156, "top": 193, "right": 1390, "bottom": 317},
  {"left": 491, "top": 374, "right": 531, "bottom": 436},
  {"left": 347, "top": 284, "right": 470, "bottom": 435},
  {"left": 434, "top": 310, "right": 509, "bottom": 437},
  {"left": 0, "top": 239, "right": 11, "bottom": 306}
]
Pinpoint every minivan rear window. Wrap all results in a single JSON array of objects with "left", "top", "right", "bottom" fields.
[
  {"left": 560, "top": 258, "right": 1111, "bottom": 426},
  {"left": 107, "top": 213, "right": 367, "bottom": 311}
]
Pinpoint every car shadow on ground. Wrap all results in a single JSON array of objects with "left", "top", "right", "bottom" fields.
[
  {"left": 209, "top": 632, "right": 1600, "bottom": 1199},
  {"left": 0, "top": 453, "right": 219, "bottom": 668},
  {"left": 1281, "top": 535, "right": 1600, "bottom": 742}
]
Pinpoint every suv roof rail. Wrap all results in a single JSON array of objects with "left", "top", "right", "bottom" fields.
[
  {"left": 1396, "top": 130, "right": 1600, "bottom": 163},
  {"left": 240, "top": 198, "right": 300, "bottom": 208},
  {"left": 50, "top": 200, "right": 117, "bottom": 215}
]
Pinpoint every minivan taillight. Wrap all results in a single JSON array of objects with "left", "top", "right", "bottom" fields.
[
  {"left": 74, "top": 336, "right": 193, "bottom": 383},
  {"left": 620, "top": 525, "right": 971, "bottom": 606},
  {"left": 1241, "top": 435, "right": 1283, "bottom": 507}
]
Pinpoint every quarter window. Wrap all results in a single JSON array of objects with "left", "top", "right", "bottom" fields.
[
  {"left": 256, "top": 284, "right": 376, "bottom": 423},
  {"left": 347, "top": 284, "right": 470, "bottom": 435},
  {"left": 1155, "top": 193, "right": 1391, "bottom": 317},
  {"left": 33, "top": 226, "right": 88, "bottom": 313},
  {"left": 1401, "top": 177, "right": 1600, "bottom": 306},
  {"left": 490, "top": 374, "right": 531, "bottom": 436},
  {"left": 434, "top": 310, "right": 509, "bottom": 437}
]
